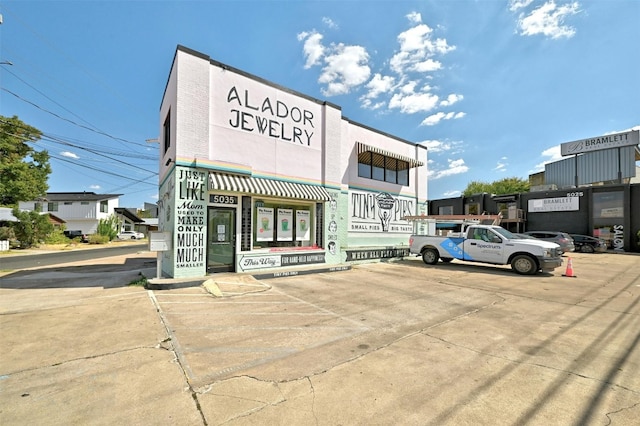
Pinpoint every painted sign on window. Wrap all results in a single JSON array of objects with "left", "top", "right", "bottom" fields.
[
  {"left": 256, "top": 207, "right": 274, "bottom": 242},
  {"left": 296, "top": 210, "right": 310, "bottom": 241},
  {"left": 278, "top": 208, "right": 293, "bottom": 241}
]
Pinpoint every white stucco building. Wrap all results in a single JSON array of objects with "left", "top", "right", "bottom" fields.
[{"left": 157, "top": 46, "right": 428, "bottom": 278}]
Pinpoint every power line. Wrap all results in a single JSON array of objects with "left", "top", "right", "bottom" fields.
[
  {"left": 0, "top": 124, "right": 158, "bottom": 174},
  {"left": 2, "top": 87, "right": 154, "bottom": 149},
  {"left": 48, "top": 153, "right": 157, "bottom": 187}
]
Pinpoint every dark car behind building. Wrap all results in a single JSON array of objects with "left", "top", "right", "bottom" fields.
[{"left": 570, "top": 234, "right": 607, "bottom": 253}]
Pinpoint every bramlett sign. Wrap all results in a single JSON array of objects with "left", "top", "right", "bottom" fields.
[{"left": 561, "top": 130, "right": 639, "bottom": 156}]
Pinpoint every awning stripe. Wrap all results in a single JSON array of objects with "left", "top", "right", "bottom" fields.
[
  {"left": 356, "top": 141, "right": 424, "bottom": 168},
  {"left": 208, "top": 172, "right": 330, "bottom": 201}
]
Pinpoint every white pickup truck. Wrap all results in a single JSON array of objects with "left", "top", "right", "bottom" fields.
[{"left": 408, "top": 224, "right": 563, "bottom": 275}]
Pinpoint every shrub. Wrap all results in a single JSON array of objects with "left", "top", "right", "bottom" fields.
[
  {"left": 45, "top": 229, "right": 70, "bottom": 245},
  {"left": 97, "top": 215, "right": 119, "bottom": 241},
  {"left": 87, "top": 234, "right": 110, "bottom": 245},
  {"left": 11, "top": 207, "right": 54, "bottom": 248},
  {"left": 0, "top": 226, "right": 15, "bottom": 241}
]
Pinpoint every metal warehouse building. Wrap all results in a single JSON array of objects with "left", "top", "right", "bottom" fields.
[{"left": 429, "top": 130, "right": 640, "bottom": 253}]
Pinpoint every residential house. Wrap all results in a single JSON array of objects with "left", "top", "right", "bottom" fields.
[{"left": 18, "top": 192, "right": 122, "bottom": 235}]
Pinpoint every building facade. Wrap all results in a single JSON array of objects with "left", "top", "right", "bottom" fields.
[
  {"left": 18, "top": 192, "right": 121, "bottom": 235},
  {"left": 429, "top": 184, "right": 640, "bottom": 253},
  {"left": 157, "top": 46, "right": 428, "bottom": 278}
]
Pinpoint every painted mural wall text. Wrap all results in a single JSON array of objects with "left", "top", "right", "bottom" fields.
[
  {"left": 176, "top": 169, "right": 207, "bottom": 269},
  {"left": 350, "top": 191, "right": 414, "bottom": 233}
]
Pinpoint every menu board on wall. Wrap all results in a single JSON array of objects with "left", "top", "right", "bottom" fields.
[
  {"left": 296, "top": 210, "right": 310, "bottom": 241},
  {"left": 277, "top": 208, "right": 293, "bottom": 241},
  {"left": 256, "top": 207, "right": 274, "bottom": 242}
]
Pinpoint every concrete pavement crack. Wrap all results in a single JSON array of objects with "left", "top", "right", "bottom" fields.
[
  {"left": 604, "top": 401, "right": 640, "bottom": 425},
  {"left": 423, "top": 333, "right": 640, "bottom": 395},
  {"left": 4, "top": 345, "right": 165, "bottom": 376},
  {"left": 307, "top": 376, "right": 318, "bottom": 425},
  {"left": 147, "top": 290, "right": 208, "bottom": 425}
]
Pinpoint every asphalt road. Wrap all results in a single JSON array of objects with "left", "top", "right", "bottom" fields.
[{"left": 0, "top": 243, "right": 149, "bottom": 270}]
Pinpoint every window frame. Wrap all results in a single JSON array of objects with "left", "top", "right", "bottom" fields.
[{"left": 357, "top": 151, "right": 411, "bottom": 185}]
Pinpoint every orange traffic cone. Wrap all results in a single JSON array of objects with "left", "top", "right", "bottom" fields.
[{"left": 562, "top": 257, "right": 577, "bottom": 278}]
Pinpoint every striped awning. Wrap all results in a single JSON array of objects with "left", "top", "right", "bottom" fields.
[
  {"left": 208, "top": 172, "right": 331, "bottom": 201},
  {"left": 356, "top": 142, "right": 424, "bottom": 168}
]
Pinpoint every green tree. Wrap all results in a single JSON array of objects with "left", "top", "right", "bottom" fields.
[
  {"left": 97, "top": 215, "right": 120, "bottom": 241},
  {"left": 0, "top": 115, "right": 50, "bottom": 206},
  {"left": 463, "top": 181, "right": 492, "bottom": 196},
  {"left": 463, "top": 177, "right": 529, "bottom": 196},
  {"left": 492, "top": 177, "right": 530, "bottom": 195},
  {"left": 11, "top": 207, "right": 54, "bottom": 248}
]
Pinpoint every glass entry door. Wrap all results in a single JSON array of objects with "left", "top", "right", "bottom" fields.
[{"left": 208, "top": 208, "right": 236, "bottom": 273}]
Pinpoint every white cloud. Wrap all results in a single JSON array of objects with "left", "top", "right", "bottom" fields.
[
  {"left": 300, "top": 12, "right": 461, "bottom": 118},
  {"left": 516, "top": 1, "right": 581, "bottom": 39},
  {"left": 533, "top": 145, "right": 562, "bottom": 171},
  {"left": 407, "top": 11, "right": 422, "bottom": 24},
  {"left": 298, "top": 31, "right": 325, "bottom": 69},
  {"left": 389, "top": 91, "right": 439, "bottom": 114},
  {"left": 509, "top": 0, "right": 535, "bottom": 12},
  {"left": 322, "top": 17, "right": 338, "bottom": 29},
  {"left": 443, "top": 190, "right": 461, "bottom": 197},
  {"left": 419, "top": 139, "right": 451, "bottom": 153},
  {"left": 362, "top": 73, "right": 396, "bottom": 100},
  {"left": 606, "top": 124, "right": 640, "bottom": 135},
  {"left": 420, "top": 111, "right": 466, "bottom": 126},
  {"left": 89, "top": 185, "right": 101, "bottom": 190},
  {"left": 429, "top": 158, "right": 469, "bottom": 179},
  {"left": 440, "top": 93, "right": 463, "bottom": 107},
  {"left": 318, "top": 44, "right": 371, "bottom": 96},
  {"left": 60, "top": 151, "right": 79, "bottom": 159},
  {"left": 391, "top": 23, "right": 455, "bottom": 75},
  {"left": 494, "top": 157, "right": 508, "bottom": 172}
]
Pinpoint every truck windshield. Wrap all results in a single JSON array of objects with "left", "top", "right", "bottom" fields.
[{"left": 493, "top": 227, "right": 516, "bottom": 239}]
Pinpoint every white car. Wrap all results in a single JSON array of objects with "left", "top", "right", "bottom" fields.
[{"left": 118, "top": 230, "right": 145, "bottom": 240}]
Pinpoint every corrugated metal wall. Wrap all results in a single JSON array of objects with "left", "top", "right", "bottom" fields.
[{"left": 546, "top": 146, "right": 637, "bottom": 188}]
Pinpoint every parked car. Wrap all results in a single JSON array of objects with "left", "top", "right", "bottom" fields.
[
  {"left": 63, "top": 230, "right": 89, "bottom": 243},
  {"left": 523, "top": 231, "right": 575, "bottom": 254},
  {"left": 570, "top": 234, "right": 607, "bottom": 253},
  {"left": 117, "top": 230, "right": 145, "bottom": 240}
]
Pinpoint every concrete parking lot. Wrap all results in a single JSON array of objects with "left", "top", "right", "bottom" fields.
[{"left": 1, "top": 250, "right": 639, "bottom": 425}]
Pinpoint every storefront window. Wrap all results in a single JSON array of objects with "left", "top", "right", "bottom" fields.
[
  {"left": 592, "top": 191, "right": 624, "bottom": 249},
  {"left": 253, "top": 199, "right": 315, "bottom": 249}
]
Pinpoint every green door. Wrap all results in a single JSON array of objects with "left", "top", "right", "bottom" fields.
[{"left": 208, "top": 208, "right": 236, "bottom": 273}]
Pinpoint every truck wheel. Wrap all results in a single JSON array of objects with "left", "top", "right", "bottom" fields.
[
  {"left": 511, "top": 255, "right": 537, "bottom": 275},
  {"left": 422, "top": 248, "right": 439, "bottom": 265}
]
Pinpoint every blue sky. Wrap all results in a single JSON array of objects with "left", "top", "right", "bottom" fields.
[{"left": 1, "top": 0, "right": 638, "bottom": 209}]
